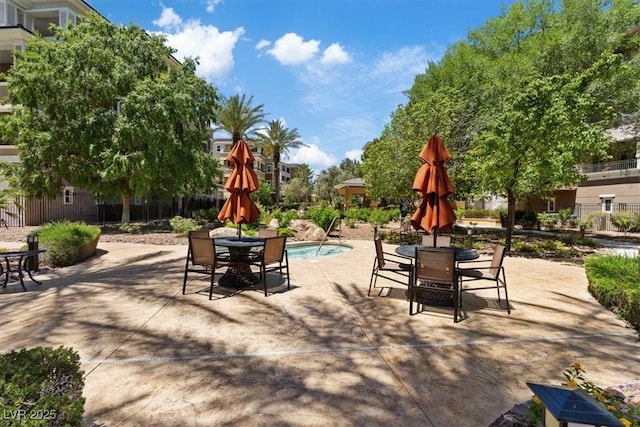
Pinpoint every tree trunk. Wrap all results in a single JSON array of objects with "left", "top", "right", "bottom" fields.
[
  {"left": 504, "top": 191, "right": 516, "bottom": 254},
  {"left": 121, "top": 195, "right": 131, "bottom": 224},
  {"left": 274, "top": 153, "right": 281, "bottom": 207}
]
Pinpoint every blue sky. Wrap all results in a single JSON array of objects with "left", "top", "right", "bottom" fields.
[{"left": 88, "top": 0, "right": 517, "bottom": 174}]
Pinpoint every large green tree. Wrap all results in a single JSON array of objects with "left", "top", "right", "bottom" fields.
[
  {"left": 363, "top": 0, "right": 640, "bottom": 251},
  {"left": 1, "top": 13, "right": 220, "bottom": 223},
  {"left": 255, "top": 119, "right": 306, "bottom": 206},
  {"left": 215, "top": 94, "right": 267, "bottom": 147},
  {"left": 282, "top": 163, "right": 313, "bottom": 205}
]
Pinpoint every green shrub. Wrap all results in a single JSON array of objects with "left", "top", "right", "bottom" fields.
[
  {"left": 35, "top": 221, "right": 101, "bottom": 267},
  {"left": 610, "top": 211, "right": 640, "bottom": 233},
  {"left": 271, "top": 208, "right": 298, "bottom": 228},
  {"left": 308, "top": 204, "right": 340, "bottom": 231},
  {"left": 558, "top": 232, "right": 598, "bottom": 248},
  {"left": 169, "top": 216, "right": 200, "bottom": 236},
  {"left": 585, "top": 254, "right": 640, "bottom": 331},
  {"left": 119, "top": 222, "right": 142, "bottom": 234},
  {"left": 379, "top": 230, "right": 421, "bottom": 245},
  {"left": 192, "top": 207, "right": 219, "bottom": 224},
  {"left": 278, "top": 227, "right": 295, "bottom": 238},
  {"left": 537, "top": 212, "right": 557, "bottom": 229},
  {"left": 462, "top": 208, "right": 501, "bottom": 219},
  {"left": 557, "top": 208, "right": 574, "bottom": 228},
  {"left": 0, "top": 346, "right": 85, "bottom": 426},
  {"left": 511, "top": 239, "right": 578, "bottom": 256}
]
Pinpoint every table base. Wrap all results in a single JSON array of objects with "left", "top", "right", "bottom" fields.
[{"left": 219, "top": 264, "right": 260, "bottom": 289}]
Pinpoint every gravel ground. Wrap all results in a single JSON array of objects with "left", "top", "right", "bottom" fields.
[{"left": 0, "top": 221, "right": 378, "bottom": 247}]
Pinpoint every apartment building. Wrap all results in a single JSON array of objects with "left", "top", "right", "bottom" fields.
[
  {"left": 569, "top": 125, "right": 640, "bottom": 229},
  {"left": 0, "top": 0, "right": 95, "bottom": 106},
  {"left": 208, "top": 137, "right": 300, "bottom": 204}
]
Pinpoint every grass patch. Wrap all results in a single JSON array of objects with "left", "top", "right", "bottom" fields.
[
  {"left": 585, "top": 254, "right": 640, "bottom": 331},
  {"left": 35, "top": 221, "right": 101, "bottom": 267}
]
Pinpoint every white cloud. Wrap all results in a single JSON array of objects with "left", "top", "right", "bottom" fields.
[
  {"left": 286, "top": 142, "right": 337, "bottom": 173},
  {"left": 255, "top": 39, "right": 271, "bottom": 50},
  {"left": 152, "top": 7, "right": 182, "bottom": 29},
  {"left": 206, "top": 0, "right": 223, "bottom": 13},
  {"left": 373, "top": 46, "right": 431, "bottom": 80},
  {"left": 153, "top": 7, "right": 244, "bottom": 81},
  {"left": 267, "top": 33, "right": 320, "bottom": 65},
  {"left": 321, "top": 43, "right": 350, "bottom": 65},
  {"left": 344, "top": 149, "right": 363, "bottom": 161}
]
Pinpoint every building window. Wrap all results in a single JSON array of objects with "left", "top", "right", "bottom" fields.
[
  {"left": 266, "top": 180, "right": 271, "bottom": 186},
  {"left": 132, "top": 197, "right": 143, "bottom": 206},
  {"left": 63, "top": 187, "right": 74, "bottom": 205},
  {"left": 216, "top": 145, "right": 222, "bottom": 152},
  {"left": 600, "top": 194, "right": 615, "bottom": 213},
  {"left": 547, "top": 198, "right": 555, "bottom": 213},
  {"left": 267, "top": 165, "right": 272, "bottom": 173}
]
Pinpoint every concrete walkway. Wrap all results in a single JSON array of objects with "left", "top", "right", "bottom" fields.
[{"left": 1, "top": 240, "right": 639, "bottom": 426}]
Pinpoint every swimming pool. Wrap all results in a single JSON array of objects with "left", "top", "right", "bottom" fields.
[{"left": 286, "top": 242, "right": 353, "bottom": 259}]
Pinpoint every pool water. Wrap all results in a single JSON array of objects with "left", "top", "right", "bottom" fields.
[{"left": 286, "top": 242, "right": 353, "bottom": 259}]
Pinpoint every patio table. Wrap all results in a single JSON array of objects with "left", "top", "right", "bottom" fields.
[
  {"left": 1, "top": 249, "right": 47, "bottom": 291},
  {"left": 214, "top": 237, "right": 264, "bottom": 288},
  {"left": 395, "top": 245, "right": 479, "bottom": 261}
]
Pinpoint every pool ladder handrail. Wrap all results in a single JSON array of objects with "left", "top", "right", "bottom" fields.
[{"left": 316, "top": 216, "right": 341, "bottom": 255}]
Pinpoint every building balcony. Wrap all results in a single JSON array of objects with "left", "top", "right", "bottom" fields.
[
  {"left": 579, "top": 159, "right": 638, "bottom": 174},
  {"left": 578, "top": 158, "right": 640, "bottom": 182}
]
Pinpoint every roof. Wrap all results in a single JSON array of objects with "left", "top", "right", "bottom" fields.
[{"left": 334, "top": 178, "right": 365, "bottom": 190}]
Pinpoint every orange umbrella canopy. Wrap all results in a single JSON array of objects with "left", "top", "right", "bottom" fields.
[
  {"left": 410, "top": 134, "right": 457, "bottom": 233},
  {"left": 217, "top": 140, "right": 260, "bottom": 225}
]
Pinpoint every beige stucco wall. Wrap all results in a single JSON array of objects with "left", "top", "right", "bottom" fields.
[{"left": 575, "top": 181, "right": 640, "bottom": 205}]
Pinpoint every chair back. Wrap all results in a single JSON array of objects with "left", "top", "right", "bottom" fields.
[
  {"left": 189, "top": 232, "right": 215, "bottom": 267},
  {"left": 263, "top": 236, "right": 287, "bottom": 264},
  {"left": 421, "top": 233, "right": 451, "bottom": 247},
  {"left": 258, "top": 228, "right": 278, "bottom": 238},
  {"left": 488, "top": 245, "right": 506, "bottom": 279},
  {"left": 374, "top": 238, "right": 386, "bottom": 267},
  {"left": 414, "top": 247, "right": 457, "bottom": 284}
]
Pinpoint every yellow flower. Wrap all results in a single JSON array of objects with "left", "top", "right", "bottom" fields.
[
  {"left": 619, "top": 418, "right": 631, "bottom": 427},
  {"left": 572, "top": 362, "right": 582, "bottom": 370},
  {"left": 532, "top": 396, "right": 541, "bottom": 404},
  {"left": 566, "top": 380, "right": 578, "bottom": 387},
  {"left": 607, "top": 405, "right": 616, "bottom": 411}
]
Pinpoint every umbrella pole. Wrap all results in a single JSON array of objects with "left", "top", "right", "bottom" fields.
[
  {"left": 237, "top": 223, "right": 241, "bottom": 239},
  {"left": 433, "top": 228, "right": 438, "bottom": 247}
]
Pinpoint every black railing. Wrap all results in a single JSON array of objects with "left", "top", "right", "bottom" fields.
[
  {"left": 0, "top": 194, "right": 201, "bottom": 227},
  {"left": 574, "top": 203, "right": 640, "bottom": 232}
]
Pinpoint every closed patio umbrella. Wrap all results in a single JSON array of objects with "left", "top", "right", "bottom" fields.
[
  {"left": 217, "top": 139, "right": 260, "bottom": 238},
  {"left": 410, "top": 134, "right": 457, "bottom": 245}
]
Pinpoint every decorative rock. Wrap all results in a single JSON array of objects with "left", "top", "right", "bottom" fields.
[
  {"left": 306, "top": 226, "right": 327, "bottom": 241},
  {"left": 268, "top": 218, "right": 280, "bottom": 229},
  {"left": 210, "top": 227, "right": 244, "bottom": 238}
]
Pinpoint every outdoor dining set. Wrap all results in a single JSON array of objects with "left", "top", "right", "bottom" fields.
[
  {"left": 182, "top": 228, "right": 290, "bottom": 299},
  {"left": 368, "top": 233, "right": 510, "bottom": 323}
]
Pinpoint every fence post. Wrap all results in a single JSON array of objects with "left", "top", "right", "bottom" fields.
[{"left": 27, "top": 234, "right": 39, "bottom": 271}]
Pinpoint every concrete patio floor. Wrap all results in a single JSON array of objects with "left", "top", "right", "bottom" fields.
[{"left": 2, "top": 240, "right": 639, "bottom": 426}]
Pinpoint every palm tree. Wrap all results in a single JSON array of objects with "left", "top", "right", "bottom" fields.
[
  {"left": 215, "top": 94, "right": 267, "bottom": 146},
  {"left": 255, "top": 120, "right": 306, "bottom": 206}
]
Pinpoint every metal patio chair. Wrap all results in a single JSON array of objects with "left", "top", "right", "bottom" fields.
[
  {"left": 410, "top": 247, "right": 460, "bottom": 322},
  {"left": 368, "top": 238, "right": 412, "bottom": 296}
]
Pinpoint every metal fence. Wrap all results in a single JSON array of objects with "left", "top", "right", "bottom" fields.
[
  {"left": 1, "top": 194, "right": 186, "bottom": 227},
  {"left": 573, "top": 203, "right": 640, "bottom": 232}
]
